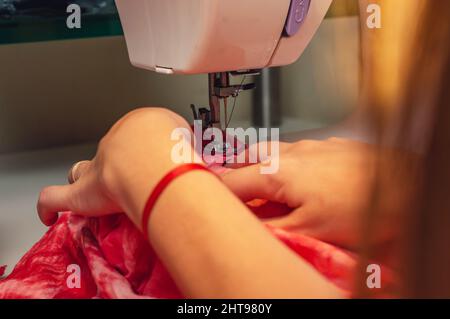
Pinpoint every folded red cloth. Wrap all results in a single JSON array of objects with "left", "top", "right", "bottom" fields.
[{"left": 0, "top": 199, "right": 361, "bottom": 299}]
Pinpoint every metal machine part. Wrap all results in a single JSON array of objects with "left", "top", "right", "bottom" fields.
[
  {"left": 191, "top": 70, "right": 258, "bottom": 129},
  {"left": 253, "top": 68, "right": 282, "bottom": 129}
]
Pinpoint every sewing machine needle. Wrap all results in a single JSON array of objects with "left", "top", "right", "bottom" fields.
[{"left": 224, "top": 98, "right": 228, "bottom": 129}]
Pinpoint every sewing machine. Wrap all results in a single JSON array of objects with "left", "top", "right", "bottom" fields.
[{"left": 115, "top": 0, "right": 332, "bottom": 130}]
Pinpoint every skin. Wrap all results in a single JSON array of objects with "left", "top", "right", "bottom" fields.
[
  {"left": 37, "top": 107, "right": 399, "bottom": 298},
  {"left": 225, "top": 139, "right": 378, "bottom": 249},
  {"left": 36, "top": 0, "right": 424, "bottom": 298}
]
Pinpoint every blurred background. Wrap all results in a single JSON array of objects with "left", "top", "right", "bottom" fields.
[{"left": 0, "top": 0, "right": 360, "bottom": 274}]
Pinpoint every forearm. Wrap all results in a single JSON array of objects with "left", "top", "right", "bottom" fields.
[{"left": 120, "top": 169, "right": 342, "bottom": 298}]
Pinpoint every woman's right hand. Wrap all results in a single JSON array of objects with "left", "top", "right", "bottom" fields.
[{"left": 222, "top": 138, "right": 409, "bottom": 249}]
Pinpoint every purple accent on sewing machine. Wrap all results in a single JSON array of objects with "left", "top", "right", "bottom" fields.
[{"left": 284, "top": 0, "right": 311, "bottom": 37}]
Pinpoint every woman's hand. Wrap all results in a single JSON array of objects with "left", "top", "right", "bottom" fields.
[
  {"left": 38, "top": 110, "right": 383, "bottom": 297},
  {"left": 37, "top": 107, "right": 194, "bottom": 227},
  {"left": 36, "top": 108, "right": 344, "bottom": 298},
  {"left": 222, "top": 138, "right": 403, "bottom": 249}
]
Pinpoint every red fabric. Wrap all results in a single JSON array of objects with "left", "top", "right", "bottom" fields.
[{"left": 0, "top": 200, "right": 364, "bottom": 299}]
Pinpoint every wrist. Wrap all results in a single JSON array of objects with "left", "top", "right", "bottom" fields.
[
  {"left": 140, "top": 164, "right": 215, "bottom": 238},
  {"left": 104, "top": 153, "right": 202, "bottom": 227}
]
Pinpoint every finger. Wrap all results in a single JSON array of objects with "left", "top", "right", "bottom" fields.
[
  {"left": 68, "top": 160, "right": 91, "bottom": 184},
  {"left": 265, "top": 208, "right": 308, "bottom": 230},
  {"left": 221, "top": 164, "right": 283, "bottom": 203},
  {"left": 225, "top": 141, "right": 290, "bottom": 169},
  {"left": 263, "top": 206, "right": 321, "bottom": 238},
  {"left": 37, "top": 184, "right": 77, "bottom": 226},
  {"left": 264, "top": 202, "right": 333, "bottom": 244}
]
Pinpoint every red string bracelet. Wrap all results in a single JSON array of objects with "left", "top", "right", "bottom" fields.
[{"left": 141, "top": 163, "right": 216, "bottom": 239}]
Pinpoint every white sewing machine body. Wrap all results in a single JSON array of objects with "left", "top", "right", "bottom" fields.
[{"left": 115, "top": 0, "right": 332, "bottom": 75}]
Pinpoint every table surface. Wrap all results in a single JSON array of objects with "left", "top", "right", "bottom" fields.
[{"left": 0, "top": 144, "right": 96, "bottom": 275}]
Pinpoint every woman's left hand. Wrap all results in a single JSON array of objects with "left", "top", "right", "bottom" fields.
[{"left": 37, "top": 107, "right": 194, "bottom": 227}]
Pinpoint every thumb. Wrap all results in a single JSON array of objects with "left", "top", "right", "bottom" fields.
[
  {"left": 221, "top": 164, "right": 284, "bottom": 203},
  {"left": 37, "top": 184, "right": 76, "bottom": 226}
]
